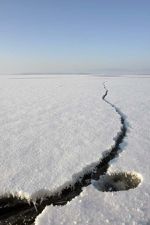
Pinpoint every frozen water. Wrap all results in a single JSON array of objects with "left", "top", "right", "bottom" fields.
[
  {"left": 35, "top": 76, "right": 150, "bottom": 225},
  {"left": 0, "top": 75, "right": 120, "bottom": 198}
]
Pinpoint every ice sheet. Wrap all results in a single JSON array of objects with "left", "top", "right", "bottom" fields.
[
  {"left": 0, "top": 75, "right": 120, "bottom": 198},
  {"left": 35, "top": 76, "right": 150, "bottom": 225}
]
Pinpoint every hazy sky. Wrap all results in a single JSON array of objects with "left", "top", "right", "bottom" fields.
[{"left": 0, "top": 0, "right": 150, "bottom": 74}]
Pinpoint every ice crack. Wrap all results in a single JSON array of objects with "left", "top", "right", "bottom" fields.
[{"left": 0, "top": 83, "right": 142, "bottom": 225}]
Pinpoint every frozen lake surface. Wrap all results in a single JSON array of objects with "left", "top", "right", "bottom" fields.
[
  {"left": 0, "top": 75, "right": 120, "bottom": 198},
  {"left": 35, "top": 76, "right": 150, "bottom": 225},
  {"left": 0, "top": 75, "right": 149, "bottom": 225}
]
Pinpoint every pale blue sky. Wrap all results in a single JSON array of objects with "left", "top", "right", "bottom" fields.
[{"left": 0, "top": 0, "right": 150, "bottom": 74}]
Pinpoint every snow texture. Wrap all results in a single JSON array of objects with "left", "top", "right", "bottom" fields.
[
  {"left": 35, "top": 76, "right": 150, "bottom": 225},
  {"left": 0, "top": 75, "right": 120, "bottom": 198}
]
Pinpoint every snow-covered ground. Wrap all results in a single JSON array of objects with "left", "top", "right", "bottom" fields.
[
  {"left": 35, "top": 76, "right": 150, "bottom": 225},
  {"left": 0, "top": 75, "right": 120, "bottom": 199}
]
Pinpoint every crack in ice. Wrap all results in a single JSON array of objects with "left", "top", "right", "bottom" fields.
[{"left": 0, "top": 83, "right": 131, "bottom": 225}]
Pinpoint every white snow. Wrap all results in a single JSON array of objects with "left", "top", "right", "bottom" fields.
[
  {"left": 0, "top": 75, "right": 120, "bottom": 198},
  {"left": 35, "top": 76, "right": 150, "bottom": 225}
]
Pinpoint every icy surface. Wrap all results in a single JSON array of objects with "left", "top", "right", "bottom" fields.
[
  {"left": 0, "top": 75, "right": 120, "bottom": 197},
  {"left": 35, "top": 76, "right": 150, "bottom": 225}
]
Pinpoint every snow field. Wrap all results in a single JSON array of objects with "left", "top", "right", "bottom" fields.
[
  {"left": 35, "top": 76, "right": 150, "bottom": 225},
  {"left": 0, "top": 75, "right": 120, "bottom": 199}
]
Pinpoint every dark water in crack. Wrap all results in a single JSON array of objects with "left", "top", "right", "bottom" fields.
[{"left": 0, "top": 84, "right": 128, "bottom": 225}]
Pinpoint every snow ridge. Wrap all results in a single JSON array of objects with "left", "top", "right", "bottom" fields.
[{"left": 0, "top": 83, "right": 128, "bottom": 225}]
